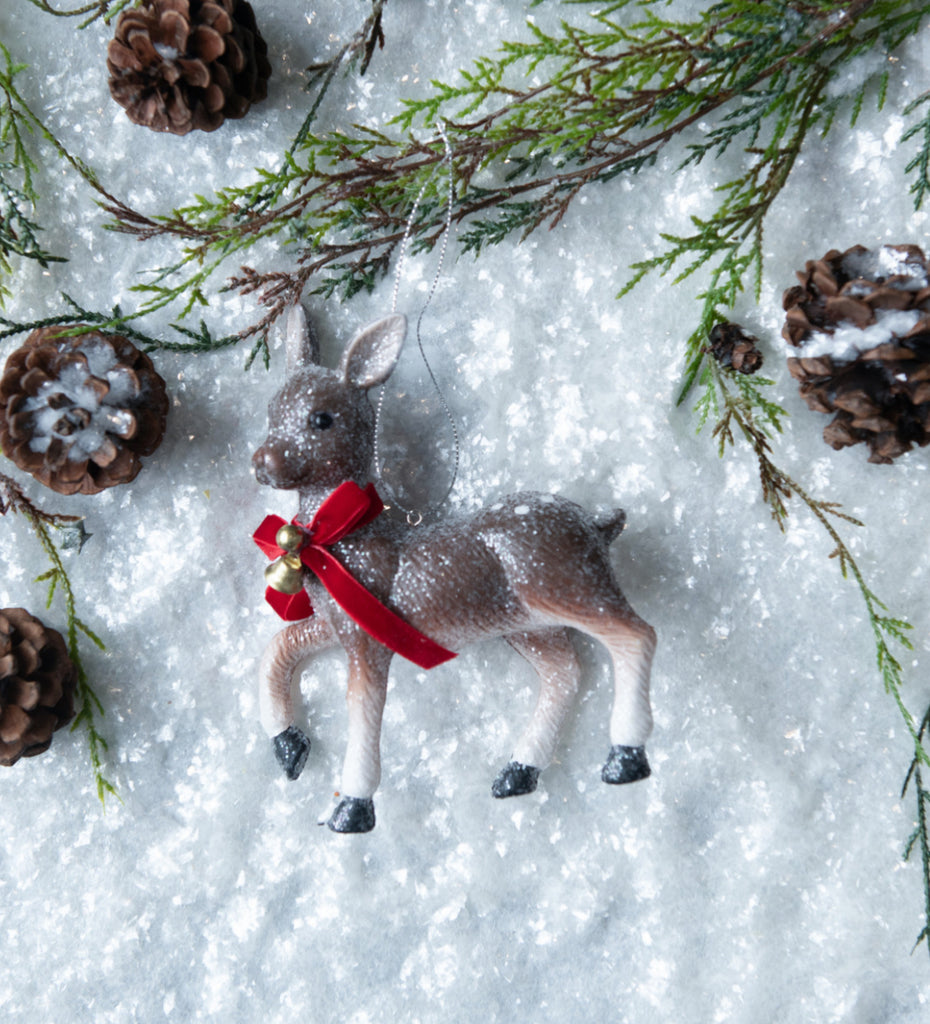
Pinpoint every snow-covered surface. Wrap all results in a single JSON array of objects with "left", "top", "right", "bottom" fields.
[{"left": 1, "top": 3, "right": 930, "bottom": 1022}]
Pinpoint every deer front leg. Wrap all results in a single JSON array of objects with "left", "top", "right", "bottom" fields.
[
  {"left": 259, "top": 616, "right": 337, "bottom": 780},
  {"left": 328, "top": 638, "right": 393, "bottom": 834}
]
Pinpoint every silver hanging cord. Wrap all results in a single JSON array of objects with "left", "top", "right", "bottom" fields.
[{"left": 374, "top": 121, "right": 459, "bottom": 524}]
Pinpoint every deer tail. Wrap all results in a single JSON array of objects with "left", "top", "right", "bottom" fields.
[{"left": 595, "top": 508, "right": 626, "bottom": 544}]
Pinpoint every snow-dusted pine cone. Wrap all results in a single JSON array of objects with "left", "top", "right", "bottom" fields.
[
  {"left": 107, "top": 0, "right": 271, "bottom": 135},
  {"left": 0, "top": 327, "right": 169, "bottom": 495},
  {"left": 0, "top": 608, "right": 76, "bottom": 767},
  {"left": 783, "top": 244, "right": 930, "bottom": 464}
]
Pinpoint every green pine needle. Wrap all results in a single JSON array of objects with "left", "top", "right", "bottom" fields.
[
  {"left": 0, "top": 292, "right": 255, "bottom": 365},
  {"left": 0, "top": 473, "right": 117, "bottom": 806},
  {"left": 705, "top": 358, "right": 930, "bottom": 955}
]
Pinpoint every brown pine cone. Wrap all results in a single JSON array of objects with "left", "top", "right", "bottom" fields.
[
  {"left": 0, "top": 327, "right": 169, "bottom": 495},
  {"left": 708, "top": 322, "right": 764, "bottom": 374},
  {"left": 107, "top": 0, "right": 271, "bottom": 135},
  {"left": 783, "top": 244, "right": 930, "bottom": 464},
  {"left": 0, "top": 608, "right": 76, "bottom": 767}
]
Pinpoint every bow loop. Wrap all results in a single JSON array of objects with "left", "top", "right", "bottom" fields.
[
  {"left": 253, "top": 514, "right": 291, "bottom": 559},
  {"left": 305, "top": 481, "right": 383, "bottom": 547}
]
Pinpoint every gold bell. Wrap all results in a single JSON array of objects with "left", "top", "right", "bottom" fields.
[
  {"left": 275, "top": 523, "right": 304, "bottom": 554},
  {"left": 265, "top": 552, "right": 304, "bottom": 594}
]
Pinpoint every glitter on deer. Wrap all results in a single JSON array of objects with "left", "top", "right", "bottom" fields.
[{"left": 252, "top": 306, "right": 657, "bottom": 833}]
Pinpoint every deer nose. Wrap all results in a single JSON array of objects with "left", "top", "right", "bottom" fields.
[{"left": 252, "top": 444, "right": 282, "bottom": 485}]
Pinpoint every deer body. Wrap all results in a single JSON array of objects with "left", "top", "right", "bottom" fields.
[{"left": 253, "top": 309, "right": 657, "bottom": 833}]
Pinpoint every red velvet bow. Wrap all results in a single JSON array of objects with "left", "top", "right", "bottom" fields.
[{"left": 254, "top": 481, "right": 457, "bottom": 670}]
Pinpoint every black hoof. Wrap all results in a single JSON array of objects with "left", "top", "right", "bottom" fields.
[
  {"left": 491, "top": 760, "right": 540, "bottom": 799},
  {"left": 327, "top": 796, "right": 376, "bottom": 833},
  {"left": 273, "top": 726, "right": 311, "bottom": 781},
  {"left": 601, "top": 744, "right": 651, "bottom": 785}
]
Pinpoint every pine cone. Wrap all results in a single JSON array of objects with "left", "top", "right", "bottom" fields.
[
  {"left": 107, "top": 0, "right": 271, "bottom": 135},
  {"left": 0, "top": 327, "right": 169, "bottom": 495},
  {"left": 708, "top": 322, "right": 764, "bottom": 374},
  {"left": 783, "top": 244, "right": 930, "bottom": 464},
  {"left": 0, "top": 608, "right": 76, "bottom": 767}
]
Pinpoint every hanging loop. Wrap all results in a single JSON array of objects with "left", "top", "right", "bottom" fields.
[{"left": 374, "top": 121, "right": 459, "bottom": 525}]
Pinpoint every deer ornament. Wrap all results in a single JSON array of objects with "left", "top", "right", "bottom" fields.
[{"left": 252, "top": 306, "right": 657, "bottom": 833}]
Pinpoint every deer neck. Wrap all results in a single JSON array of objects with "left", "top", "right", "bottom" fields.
[
  {"left": 295, "top": 475, "right": 375, "bottom": 524},
  {"left": 294, "top": 476, "right": 408, "bottom": 556}
]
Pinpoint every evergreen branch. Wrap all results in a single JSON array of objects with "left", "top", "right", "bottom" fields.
[
  {"left": 903, "top": 90, "right": 930, "bottom": 211},
  {"left": 903, "top": 702, "right": 930, "bottom": 958},
  {"left": 298, "top": 0, "right": 387, "bottom": 149},
  {"left": 95, "top": 0, "right": 930, "bottom": 343},
  {"left": 0, "top": 471, "right": 116, "bottom": 804},
  {"left": 702, "top": 359, "right": 930, "bottom": 948},
  {"left": 0, "top": 43, "right": 118, "bottom": 203},
  {"left": 607, "top": 8, "right": 930, "bottom": 932},
  {"left": 0, "top": 292, "right": 251, "bottom": 361},
  {"left": 626, "top": 60, "right": 831, "bottom": 406},
  {"left": 24, "top": 0, "right": 131, "bottom": 27},
  {"left": 0, "top": 470, "right": 80, "bottom": 528},
  {"left": 0, "top": 40, "right": 131, "bottom": 305},
  {"left": 0, "top": 44, "right": 67, "bottom": 305},
  {"left": 709, "top": 362, "right": 919, "bottom": 745}
]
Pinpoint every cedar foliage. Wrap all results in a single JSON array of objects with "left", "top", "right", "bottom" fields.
[{"left": 0, "top": 473, "right": 114, "bottom": 803}]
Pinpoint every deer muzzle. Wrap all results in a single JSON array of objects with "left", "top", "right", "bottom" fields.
[{"left": 252, "top": 443, "right": 286, "bottom": 487}]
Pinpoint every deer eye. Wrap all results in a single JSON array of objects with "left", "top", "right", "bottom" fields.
[{"left": 308, "top": 411, "right": 334, "bottom": 430}]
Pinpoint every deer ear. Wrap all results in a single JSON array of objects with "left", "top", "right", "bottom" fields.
[
  {"left": 285, "top": 304, "right": 320, "bottom": 373},
  {"left": 339, "top": 314, "right": 407, "bottom": 389}
]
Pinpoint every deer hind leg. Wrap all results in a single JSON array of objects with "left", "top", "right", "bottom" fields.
[
  {"left": 491, "top": 628, "right": 582, "bottom": 799},
  {"left": 596, "top": 609, "right": 656, "bottom": 784},
  {"left": 327, "top": 638, "right": 393, "bottom": 834},
  {"left": 523, "top": 586, "right": 656, "bottom": 785},
  {"left": 259, "top": 616, "right": 337, "bottom": 781}
]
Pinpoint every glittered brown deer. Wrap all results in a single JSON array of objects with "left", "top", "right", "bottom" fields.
[{"left": 252, "top": 306, "right": 657, "bottom": 833}]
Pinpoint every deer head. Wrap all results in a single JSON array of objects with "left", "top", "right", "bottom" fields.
[{"left": 252, "top": 308, "right": 407, "bottom": 492}]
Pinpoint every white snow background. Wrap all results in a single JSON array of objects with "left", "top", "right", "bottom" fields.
[{"left": 1, "top": 2, "right": 930, "bottom": 1021}]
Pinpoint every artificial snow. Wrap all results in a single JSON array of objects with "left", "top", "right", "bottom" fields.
[
  {"left": 23, "top": 339, "right": 141, "bottom": 458},
  {"left": 841, "top": 245, "right": 929, "bottom": 287},
  {"left": 1, "top": 3, "right": 930, "bottom": 1024},
  {"left": 795, "top": 308, "right": 924, "bottom": 361}
]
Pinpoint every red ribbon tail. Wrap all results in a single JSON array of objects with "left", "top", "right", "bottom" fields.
[
  {"left": 304, "top": 549, "right": 456, "bottom": 670},
  {"left": 264, "top": 587, "right": 313, "bottom": 622}
]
